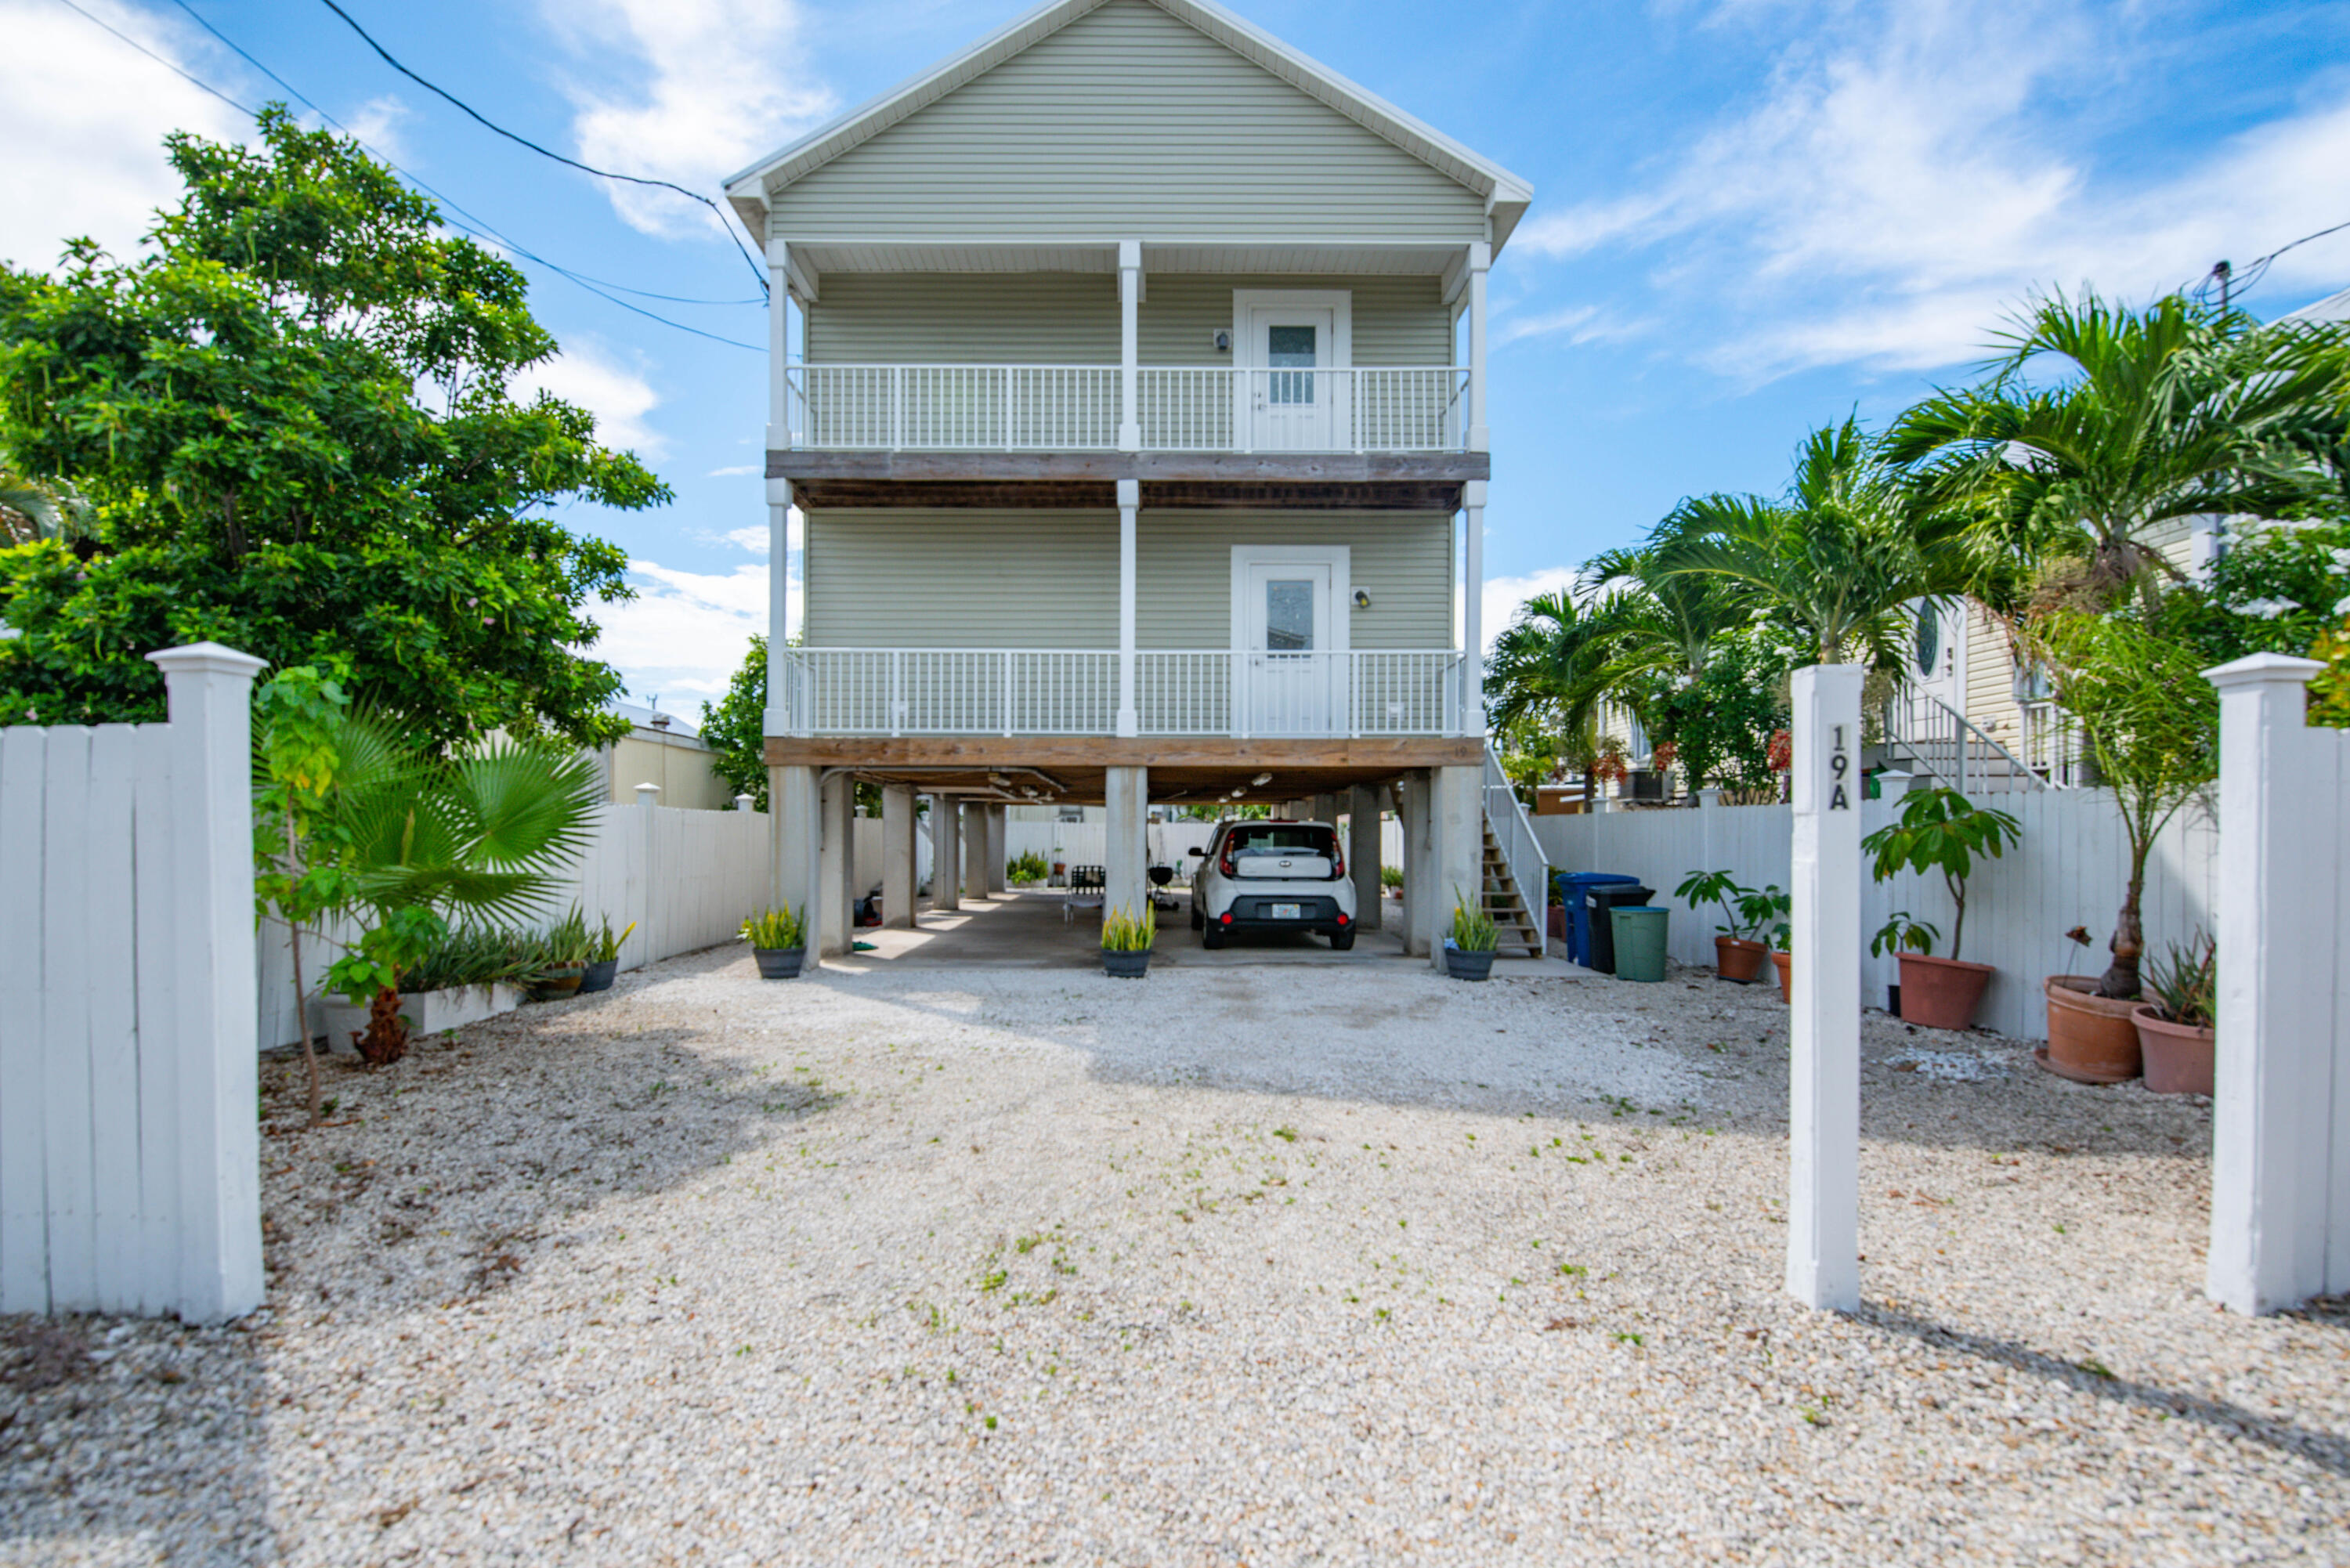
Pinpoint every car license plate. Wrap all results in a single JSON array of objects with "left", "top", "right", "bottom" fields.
[{"left": 1271, "top": 902, "right": 1302, "bottom": 920}]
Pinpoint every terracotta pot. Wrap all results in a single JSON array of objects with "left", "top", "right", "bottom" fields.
[
  {"left": 2132, "top": 1005, "right": 2214, "bottom": 1096},
  {"left": 1769, "top": 950, "right": 1791, "bottom": 1003},
  {"left": 1715, "top": 935, "right": 1769, "bottom": 984},
  {"left": 1897, "top": 953, "right": 1995, "bottom": 1031},
  {"left": 2039, "top": 976, "right": 2142, "bottom": 1083}
]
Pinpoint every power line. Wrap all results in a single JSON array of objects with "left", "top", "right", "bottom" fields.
[
  {"left": 2196, "top": 215, "right": 2350, "bottom": 310},
  {"left": 49, "top": 0, "right": 763, "bottom": 349},
  {"left": 307, "top": 0, "right": 768, "bottom": 297},
  {"left": 165, "top": 0, "right": 763, "bottom": 309}
]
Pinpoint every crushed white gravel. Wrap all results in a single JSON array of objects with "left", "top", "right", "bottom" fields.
[{"left": 5, "top": 946, "right": 2345, "bottom": 1566}]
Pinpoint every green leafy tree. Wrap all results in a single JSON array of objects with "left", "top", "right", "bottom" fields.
[
  {"left": 2029, "top": 612, "right": 2218, "bottom": 998},
  {"left": 1889, "top": 291, "right": 2346, "bottom": 616},
  {"left": 699, "top": 634, "right": 770, "bottom": 810},
  {"left": 251, "top": 665, "right": 360, "bottom": 1125},
  {"left": 0, "top": 107, "right": 667, "bottom": 746},
  {"left": 1859, "top": 788, "right": 2022, "bottom": 961}
]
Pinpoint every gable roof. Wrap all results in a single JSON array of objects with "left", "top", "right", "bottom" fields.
[
  {"left": 2282, "top": 285, "right": 2350, "bottom": 325},
  {"left": 723, "top": 0, "right": 1533, "bottom": 251}
]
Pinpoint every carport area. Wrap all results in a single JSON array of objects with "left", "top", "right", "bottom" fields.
[{"left": 830, "top": 887, "right": 1419, "bottom": 970}]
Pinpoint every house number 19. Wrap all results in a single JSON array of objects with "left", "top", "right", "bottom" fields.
[{"left": 1828, "top": 723, "right": 1850, "bottom": 811}]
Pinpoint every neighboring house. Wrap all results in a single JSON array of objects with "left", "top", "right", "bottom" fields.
[
  {"left": 596, "top": 703, "right": 743, "bottom": 811},
  {"left": 722, "top": 0, "right": 1543, "bottom": 959}
]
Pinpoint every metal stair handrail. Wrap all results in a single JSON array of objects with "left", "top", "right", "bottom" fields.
[
  {"left": 1882, "top": 686, "right": 2053, "bottom": 795},
  {"left": 1481, "top": 742, "right": 1549, "bottom": 956}
]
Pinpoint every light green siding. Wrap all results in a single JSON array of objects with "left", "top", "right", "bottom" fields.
[
  {"left": 804, "top": 508, "right": 1453, "bottom": 650},
  {"left": 804, "top": 511, "right": 1119, "bottom": 648},
  {"left": 809, "top": 273, "right": 1452, "bottom": 365},
  {"left": 770, "top": 0, "right": 1487, "bottom": 245}
]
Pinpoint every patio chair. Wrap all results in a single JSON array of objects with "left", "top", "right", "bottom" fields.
[{"left": 1064, "top": 864, "right": 1106, "bottom": 924}]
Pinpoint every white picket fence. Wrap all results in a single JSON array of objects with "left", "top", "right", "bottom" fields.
[
  {"left": 1536, "top": 789, "right": 2219, "bottom": 1043},
  {"left": 256, "top": 800, "right": 774, "bottom": 1050},
  {"left": 0, "top": 646, "right": 266, "bottom": 1323}
]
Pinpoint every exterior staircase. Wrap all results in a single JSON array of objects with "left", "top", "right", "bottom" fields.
[
  {"left": 1879, "top": 688, "right": 2051, "bottom": 796},
  {"left": 1480, "top": 824, "right": 1545, "bottom": 957}
]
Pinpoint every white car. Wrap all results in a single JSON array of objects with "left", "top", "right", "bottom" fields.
[{"left": 1189, "top": 819, "right": 1357, "bottom": 950}]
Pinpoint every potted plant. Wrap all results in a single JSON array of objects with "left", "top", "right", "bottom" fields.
[
  {"left": 2027, "top": 614, "right": 2215, "bottom": 1078},
  {"left": 1860, "top": 787, "right": 2020, "bottom": 1031},
  {"left": 742, "top": 905, "right": 808, "bottom": 979},
  {"left": 2133, "top": 934, "right": 2215, "bottom": 1096},
  {"left": 1767, "top": 919, "right": 1793, "bottom": 1003},
  {"left": 527, "top": 908, "right": 595, "bottom": 1000},
  {"left": 1672, "top": 869, "right": 1783, "bottom": 983},
  {"left": 580, "top": 916, "right": 636, "bottom": 993},
  {"left": 1101, "top": 905, "right": 1155, "bottom": 978},
  {"left": 1445, "top": 899, "right": 1498, "bottom": 981}
]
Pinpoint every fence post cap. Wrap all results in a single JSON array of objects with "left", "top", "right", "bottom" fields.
[
  {"left": 2203, "top": 651, "right": 2323, "bottom": 692},
  {"left": 146, "top": 641, "right": 267, "bottom": 679},
  {"left": 634, "top": 782, "right": 662, "bottom": 801}
]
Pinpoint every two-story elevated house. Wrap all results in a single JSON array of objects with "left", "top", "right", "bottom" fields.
[{"left": 722, "top": 0, "right": 1544, "bottom": 965}]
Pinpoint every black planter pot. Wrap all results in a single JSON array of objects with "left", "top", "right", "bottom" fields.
[
  {"left": 1102, "top": 948, "right": 1152, "bottom": 979},
  {"left": 754, "top": 947, "right": 806, "bottom": 980},
  {"left": 579, "top": 958, "right": 620, "bottom": 994},
  {"left": 530, "top": 964, "right": 585, "bottom": 1002},
  {"left": 1445, "top": 948, "right": 1496, "bottom": 982}
]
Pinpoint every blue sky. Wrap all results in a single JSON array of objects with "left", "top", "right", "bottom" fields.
[{"left": 4, "top": 0, "right": 2347, "bottom": 710}]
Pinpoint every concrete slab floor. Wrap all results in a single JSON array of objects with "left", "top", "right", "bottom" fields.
[{"left": 822, "top": 888, "right": 1585, "bottom": 977}]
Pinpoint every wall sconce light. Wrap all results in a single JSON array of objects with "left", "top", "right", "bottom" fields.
[
  {"left": 1212, "top": 329, "right": 1231, "bottom": 353},
  {"left": 1352, "top": 589, "right": 1372, "bottom": 609}
]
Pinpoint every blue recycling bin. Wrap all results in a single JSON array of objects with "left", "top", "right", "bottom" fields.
[{"left": 1555, "top": 872, "right": 1642, "bottom": 968}]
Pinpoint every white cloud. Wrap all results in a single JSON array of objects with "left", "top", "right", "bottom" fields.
[
  {"left": 541, "top": 0, "right": 837, "bottom": 238},
  {"left": 707, "top": 464, "right": 762, "bottom": 477},
  {"left": 0, "top": 0, "right": 247, "bottom": 271},
  {"left": 512, "top": 342, "right": 664, "bottom": 454},
  {"left": 335, "top": 95, "right": 413, "bottom": 165},
  {"left": 1459, "top": 565, "right": 1586, "bottom": 654},
  {"left": 587, "top": 558, "right": 777, "bottom": 701},
  {"left": 1516, "top": 0, "right": 2350, "bottom": 379}
]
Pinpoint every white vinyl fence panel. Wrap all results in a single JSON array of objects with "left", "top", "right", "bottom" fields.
[
  {"left": 1, "top": 645, "right": 266, "bottom": 1323},
  {"left": 1537, "top": 789, "right": 2218, "bottom": 1043}
]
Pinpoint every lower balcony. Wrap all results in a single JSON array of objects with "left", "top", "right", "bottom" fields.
[{"left": 773, "top": 647, "right": 1466, "bottom": 739}]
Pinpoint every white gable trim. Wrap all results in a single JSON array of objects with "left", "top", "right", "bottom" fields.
[{"left": 723, "top": 0, "right": 1533, "bottom": 249}]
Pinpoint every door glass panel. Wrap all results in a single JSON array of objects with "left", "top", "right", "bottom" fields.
[
  {"left": 1265, "top": 580, "right": 1314, "bottom": 651},
  {"left": 1267, "top": 324, "right": 1316, "bottom": 405},
  {"left": 1914, "top": 606, "right": 1940, "bottom": 676}
]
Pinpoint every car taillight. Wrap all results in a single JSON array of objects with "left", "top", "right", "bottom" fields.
[
  {"left": 1219, "top": 912, "right": 1233, "bottom": 925},
  {"left": 1219, "top": 854, "right": 1235, "bottom": 876},
  {"left": 1336, "top": 912, "right": 1350, "bottom": 926},
  {"left": 1331, "top": 851, "right": 1345, "bottom": 879}
]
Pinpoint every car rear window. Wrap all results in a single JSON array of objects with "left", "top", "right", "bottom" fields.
[{"left": 1227, "top": 824, "right": 1338, "bottom": 856}]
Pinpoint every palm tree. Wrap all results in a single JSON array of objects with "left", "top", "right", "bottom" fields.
[
  {"left": 1484, "top": 587, "right": 1614, "bottom": 739},
  {"left": 1657, "top": 417, "right": 1969, "bottom": 667},
  {"left": 1888, "top": 290, "right": 2346, "bottom": 615},
  {"left": 0, "top": 468, "right": 92, "bottom": 547}
]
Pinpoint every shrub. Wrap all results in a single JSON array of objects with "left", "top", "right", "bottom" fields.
[
  {"left": 1008, "top": 850, "right": 1050, "bottom": 884},
  {"left": 1451, "top": 899, "right": 1498, "bottom": 952},
  {"left": 1101, "top": 905, "right": 1155, "bottom": 952},
  {"left": 741, "top": 905, "right": 806, "bottom": 950},
  {"left": 1379, "top": 865, "right": 1404, "bottom": 890}
]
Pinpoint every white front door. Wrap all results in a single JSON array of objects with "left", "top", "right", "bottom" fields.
[
  {"left": 1242, "top": 560, "right": 1333, "bottom": 735},
  {"left": 1246, "top": 305, "right": 1336, "bottom": 451},
  {"left": 1910, "top": 598, "right": 1963, "bottom": 711}
]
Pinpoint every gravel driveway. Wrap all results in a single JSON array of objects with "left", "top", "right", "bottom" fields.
[{"left": 4, "top": 946, "right": 2345, "bottom": 1566}]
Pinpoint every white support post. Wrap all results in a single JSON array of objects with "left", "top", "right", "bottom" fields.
[
  {"left": 883, "top": 785, "right": 918, "bottom": 929},
  {"left": 2204, "top": 653, "right": 2345, "bottom": 1313},
  {"left": 1465, "top": 240, "right": 1491, "bottom": 453},
  {"left": 1116, "top": 477, "right": 1139, "bottom": 738},
  {"left": 775, "top": 765, "right": 822, "bottom": 957},
  {"left": 1104, "top": 767, "right": 1149, "bottom": 931},
  {"left": 985, "top": 804, "right": 1007, "bottom": 894},
  {"left": 765, "top": 237, "right": 797, "bottom": 739},
  {"left": 146, "top": 642, "right": 268, "bottom": 1325},
  {"left": 816, "top": 771, "right": 854, "bottom": 956},
  {"left": 1117, "top": 240, "right": 1142, "bottom": 453},
  {"left": 1430, "top": 764, "right": 1482, "bottom": 974},
  {"left": 964, "top": 801, "right": 989, "bottom": 903},
  {"left": 1401, "top": 770, "right": 1433, "bottom": 956},
  {"left": 932, "top": 795, "right": 961, "bottom": 913},
  {"left": 1787, "top": 663, "right": 1863, "bottom": 1313},
  {"left": 1462, "top": 479, "right": 1486, "bottom": 737},
  {"left": 634, "top": 782, "right": 660, "bottom": 966}
]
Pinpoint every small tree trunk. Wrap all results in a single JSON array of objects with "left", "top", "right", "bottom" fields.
[
  {"left": 288, "top": 923, "right": 322, "bottom": 1127},
  {"left": 2095, "top": 852, "right": 2149, "bottom": 999},
  {"left": 356, "top": 986, "right": 410, "bottom": 1067},
  {"left": 1944, "top": 870, "right": 1967, "bottom": 963}
]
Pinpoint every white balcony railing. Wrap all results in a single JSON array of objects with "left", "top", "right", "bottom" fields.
[
  {"left": 776, "top": 648, "right": 1465, "bottom": 738},
  {"left": 783, "top": 365, "right": 1470, "bottom": 454}
]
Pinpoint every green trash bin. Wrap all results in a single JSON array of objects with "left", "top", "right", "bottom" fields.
[{"left": 1609, "top": 906, "right": 1670, "bottom": 982}]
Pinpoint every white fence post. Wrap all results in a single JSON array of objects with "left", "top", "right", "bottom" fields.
[
  {"left": 1788, "top": 664, "right": 1863, "bottom": 1313},
  {"left": 150, "top": 642, "right": 268, "bottom": 1324},
  {"left": 2204, "top": 652, "right": 2347, "bottom": 1313}
]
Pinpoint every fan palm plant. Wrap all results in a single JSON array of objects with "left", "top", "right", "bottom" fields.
[
  {"left": 0, "top": 468, "right": 93, "bottom": 547},
  {"left": 1888, "top": 291, "right": 2347, "bottom": 616},
  {"left": 1657, "top": 417, "right": 1971, "bottom": 667},
  {"left": 318, "top": 714, "right": 602, "bottom": 1063}
]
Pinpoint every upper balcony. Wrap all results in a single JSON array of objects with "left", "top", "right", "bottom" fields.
[{"left": 782, "top": 363, "right": 1470, "bottom": 456}]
